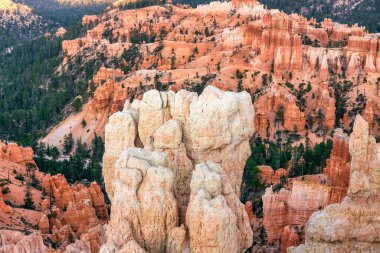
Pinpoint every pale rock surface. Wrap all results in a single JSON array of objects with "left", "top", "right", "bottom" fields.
[
  {"left": 119, "top": 241, "right": 147, "bottom": 253},
  {"left": 64, "top": 240, "right": 91, "bottom": 253},
  {"left": 104, "top": 148, "right": 177, "bottom": 253},
  {"left": 186, "top": 162, "right": 253, "bottom": 253},
  {"left": 166, "top": 226, "right": 189, "bottom": 253},
  {"left": 154, "top": 119, "right": 182, "bottom": 150},
  {"left": 164, "top": 145, "right": 194, "bottom": 222},
  {"left": 103, "top": 110, "right": 137, "bottom": 199},
  {"left": 138, "top": 90, "right": 173, "bottom": 148},
  {"left": 103, "top": 86, "right": 254, "bottom": 199},
  {"left": 102, "top": 86, "right": 254, "bottom": 252},
  {"left": 186, "top": 86, "right": 255, "bottom": 196}
]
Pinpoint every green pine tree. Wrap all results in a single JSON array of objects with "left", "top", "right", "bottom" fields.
[{"left": 24, "top": 185, "right": 35, "bottom": 210}]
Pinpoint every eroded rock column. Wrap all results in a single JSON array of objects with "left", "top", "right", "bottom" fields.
[{"left": 101, "top": 86, "right": 254, "bottom": 253}]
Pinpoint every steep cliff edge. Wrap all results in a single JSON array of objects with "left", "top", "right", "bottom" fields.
[
  {"left": 101, "top": 85, "right": 254, "bottom": 252},
  {"left": 290, "top": 115, "right": 380, "bottom": 252}
]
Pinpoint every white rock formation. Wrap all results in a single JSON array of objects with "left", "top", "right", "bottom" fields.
[
  {"left": 105, "top": 148, "right": 177, "bottom": 253},
  {"left": 101, "top": 86, "right": 254, "bottom": 253},
  {"left": 103, "top": 110, "right": 137, "bottom": 200},
  {"left": 186, "top": 162, "right": 253, "bottom": 253},
  {"left": 103, "top": 85, "right": 254, "bottom": 201}
]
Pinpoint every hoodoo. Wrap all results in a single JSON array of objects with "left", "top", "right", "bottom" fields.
[{"left": 101, "top": 86, "right": 254, "bottom": 252}]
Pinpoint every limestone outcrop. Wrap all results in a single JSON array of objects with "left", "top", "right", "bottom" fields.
[
  {"left": 105, "top": 148, "right": 177, "bottom": 252},
  {"left": 101, "top": 86, "right": 254, "bottom": 252},
  {"left": 290, "top": 115, "right": 380, "bottom": 252}
]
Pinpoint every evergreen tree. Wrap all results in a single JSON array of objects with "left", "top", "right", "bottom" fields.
[
  {"left": 63, "top": 133, "right": 74, "bottom": 155},
  {"left": 91, "top": 134, "right": 104, "bottom": 162},
  {"left": 24, "top": 185, "right": 35, "bottom": 210}
]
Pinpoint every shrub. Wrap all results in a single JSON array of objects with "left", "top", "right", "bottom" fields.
[
  {"left": 2, "top": 187, "right": 10, "bottom": 195},
  {"left": 15, "top": 173, "right": 25, "bottom": 181}
]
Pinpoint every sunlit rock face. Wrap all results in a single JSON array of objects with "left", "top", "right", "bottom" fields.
[
  {"left": 101, "top": 86, "right": 254, "bottom": 252},
  {"left": 290, "top": 115, "right": 380, "bottom": 253}
]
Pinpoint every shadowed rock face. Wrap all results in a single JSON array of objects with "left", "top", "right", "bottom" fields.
[
  {"left": 101, "top": 86, "right": 254, "bottom": 253},
  {"left": 289, "top": 115, "right": 380, "bottom": 253}
]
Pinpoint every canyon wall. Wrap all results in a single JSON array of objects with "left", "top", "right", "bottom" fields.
[
  {"left": 290, "top": 115, "right": 380, "bottom": 252},
  {"left": 101, "top": 86, "right": 254, "bottom": 252},
  {"left": 262, "top": 128, "right": 351, "bottom": 251}
]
